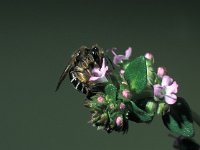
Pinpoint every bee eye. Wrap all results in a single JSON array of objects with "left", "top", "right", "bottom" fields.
[
  {"left": 92, "top": 47, "right": 98, "bottom": 52},
  {"left": 93, "top": 47, "right": 98, "bottom": 51},
  {"left": 91, "top": 47, "right": 99, "bottom": 56},
  {"left": 91, "top": 47, "right": 101, "bottom": 65}
]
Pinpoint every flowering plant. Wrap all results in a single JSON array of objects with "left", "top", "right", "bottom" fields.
[{"left": 84, "top": 47, "right": 199, "bottom": 137}]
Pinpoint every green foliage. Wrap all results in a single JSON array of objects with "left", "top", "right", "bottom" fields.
[
  {"left": 85, "top": 84, "right": 129, "bottom": 133},
  {"left": 124, "top": 56, "right": 147, "bottom": 94},
  {"left": 127, "top": 100, "right": 154, "bottom": 123},
  {"left": 84, "top": 52, "right": 196, "bottom": 136},
  {"left": 162, "top": 97, "right": 194, "bottom": 137},
  {"left": 105, "top": 83, "right": 117, "bottom": 101}
]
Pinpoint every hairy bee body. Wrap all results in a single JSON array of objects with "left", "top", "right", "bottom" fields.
[
  {"left": 68, "top": 54, "right": 95, "bottom": 94},
  {"left": 56, "top": 45, "right": 104, "bottom": 96}
]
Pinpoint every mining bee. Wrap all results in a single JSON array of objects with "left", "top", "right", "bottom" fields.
[{"left": 56, "top": 45, "right": 105, "bottom": 97}]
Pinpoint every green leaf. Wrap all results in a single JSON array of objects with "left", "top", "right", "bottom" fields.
[
  {"left": 162, "top": 97, "right": 194, "bottom": 137},
  {"left": 105, "top": 84, "right": 117, "bottom": 101},
  {"left": 124, "top": 56, "right": 147, "bottom": 94},
  {"left": 127, "top": 101, "right": 154, "bottom": 123}
]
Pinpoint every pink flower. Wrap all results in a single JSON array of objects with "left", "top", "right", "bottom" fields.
[
  {"left": 111, "top": 47, "right": 132, "bottom": 65},
  {"left": 97, "top": 96, "right": 104, "bottom": 103},
  {"left": 89, "top": 58, "right": 108, "bottom": 83},
  {"left": 120, "top": 103, "right": 126, "bottom": 110},
  {"left": 145, "top": 52, "right": 154, "bottom": 61},
  {"left": 122, "top": 89, "right": 131, "bottom": 99},
  {"left": 116, "top": 116, "right": 123, "bottom": 127},
  {"left": 154, "top": 75, "right": 178, "bottom": 104},
  {"left": 157, "top": 67, "right": 167, "bottom": 78}
]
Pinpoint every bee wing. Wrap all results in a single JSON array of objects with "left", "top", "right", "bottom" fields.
[
  {"left": 55, "top": 46, "right": 86, "bottom": 91},
  {"left": 55, "top": 49, "right": 79, "bottom": 91},
  {"left": 55, "top": 64, "right": 71, "bottom": 91}
]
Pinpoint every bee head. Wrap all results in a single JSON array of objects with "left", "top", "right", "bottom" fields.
[{"left": 91, "top": 45, "right": 104, "bottom": 67}]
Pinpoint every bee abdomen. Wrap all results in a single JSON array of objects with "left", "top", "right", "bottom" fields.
[{"left": 69, "top": 71, "right": 88, "bottom": 94}]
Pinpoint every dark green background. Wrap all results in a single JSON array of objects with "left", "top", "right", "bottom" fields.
[{"left": 0, "top": 1, "right": 200, "bottom": 150}]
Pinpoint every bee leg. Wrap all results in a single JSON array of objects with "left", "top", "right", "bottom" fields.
[
  {"left": 85, "top": 83, "right": 106, "bottom": 99},
  {"left": 90, "top": 83, "right": 105, "bottom": 93},
  {"left": 85, "top": 92, "right": 95, "bottom": 100}
]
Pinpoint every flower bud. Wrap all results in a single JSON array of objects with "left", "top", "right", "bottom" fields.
[
  {"left": 157, "top": 102, "right": 169, "bottom": 115},
  {"left": 116, "top": 116, "right": 123, "bottom": 127},
  {"left": 145, "top": 101, "right": 157, "bottom": 113},
  {"left": 122, "top": 89, "right": 131, "bottom": 99},
  {"left": 120, "top": 70, "right": 125, "bottom": 78},
  {"left": 145, "top": 52, "right": 154, "bottom": 61},
  {"left": 97, "top": 96, "right": 104, "bottom": 103},
  {"left": 109, "top": 104, "right": 114, "bottom": 109},
  {"left": 120, "top": 103, "right": 126, "bottom": 110},
  {"left": 157, "top": 67, "right": 166, "bottom": 78}
]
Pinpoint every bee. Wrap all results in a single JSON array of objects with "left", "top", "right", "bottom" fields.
[{"left": 56, "top": 45, "right": 105, "bottom": 97}]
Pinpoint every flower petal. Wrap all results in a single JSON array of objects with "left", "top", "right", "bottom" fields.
[
  {"left": 101, "top": 66, "right": 108, "bottom": 77},
  {"left": 89, "top": 76, "right": 101, "bottom": 81},
  {"left": 97, "top": 76, "right": 108, "bottom": 83},
  {"left": 165, "top": 81, "right": 178, "bottom": 95},
  {"left": 165, "top": 94, "right": 177, "bottom": 104},
  {"left": 89, "top": 58, "right": 109, "bottom": 83},
  {"left": 100, "top": 58, "right": 106, "bottom": 72},
  {"left": 113, "top": 55, "right": 126, "bottom": 65},
  {"left": 161, "top": 75, "right": 173, "bottom": 87},
  {"left": 92, "top": 68, "right": 101, "bottom": 76},
  {"left": 111, "top": 48, "right": 117, "bottom": 56},
  {"left": 154, "top": 84, "right": 164, "bottom": 98},
  {"left": 125, "top": 47, "right": 132, "bottom": 59}
]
